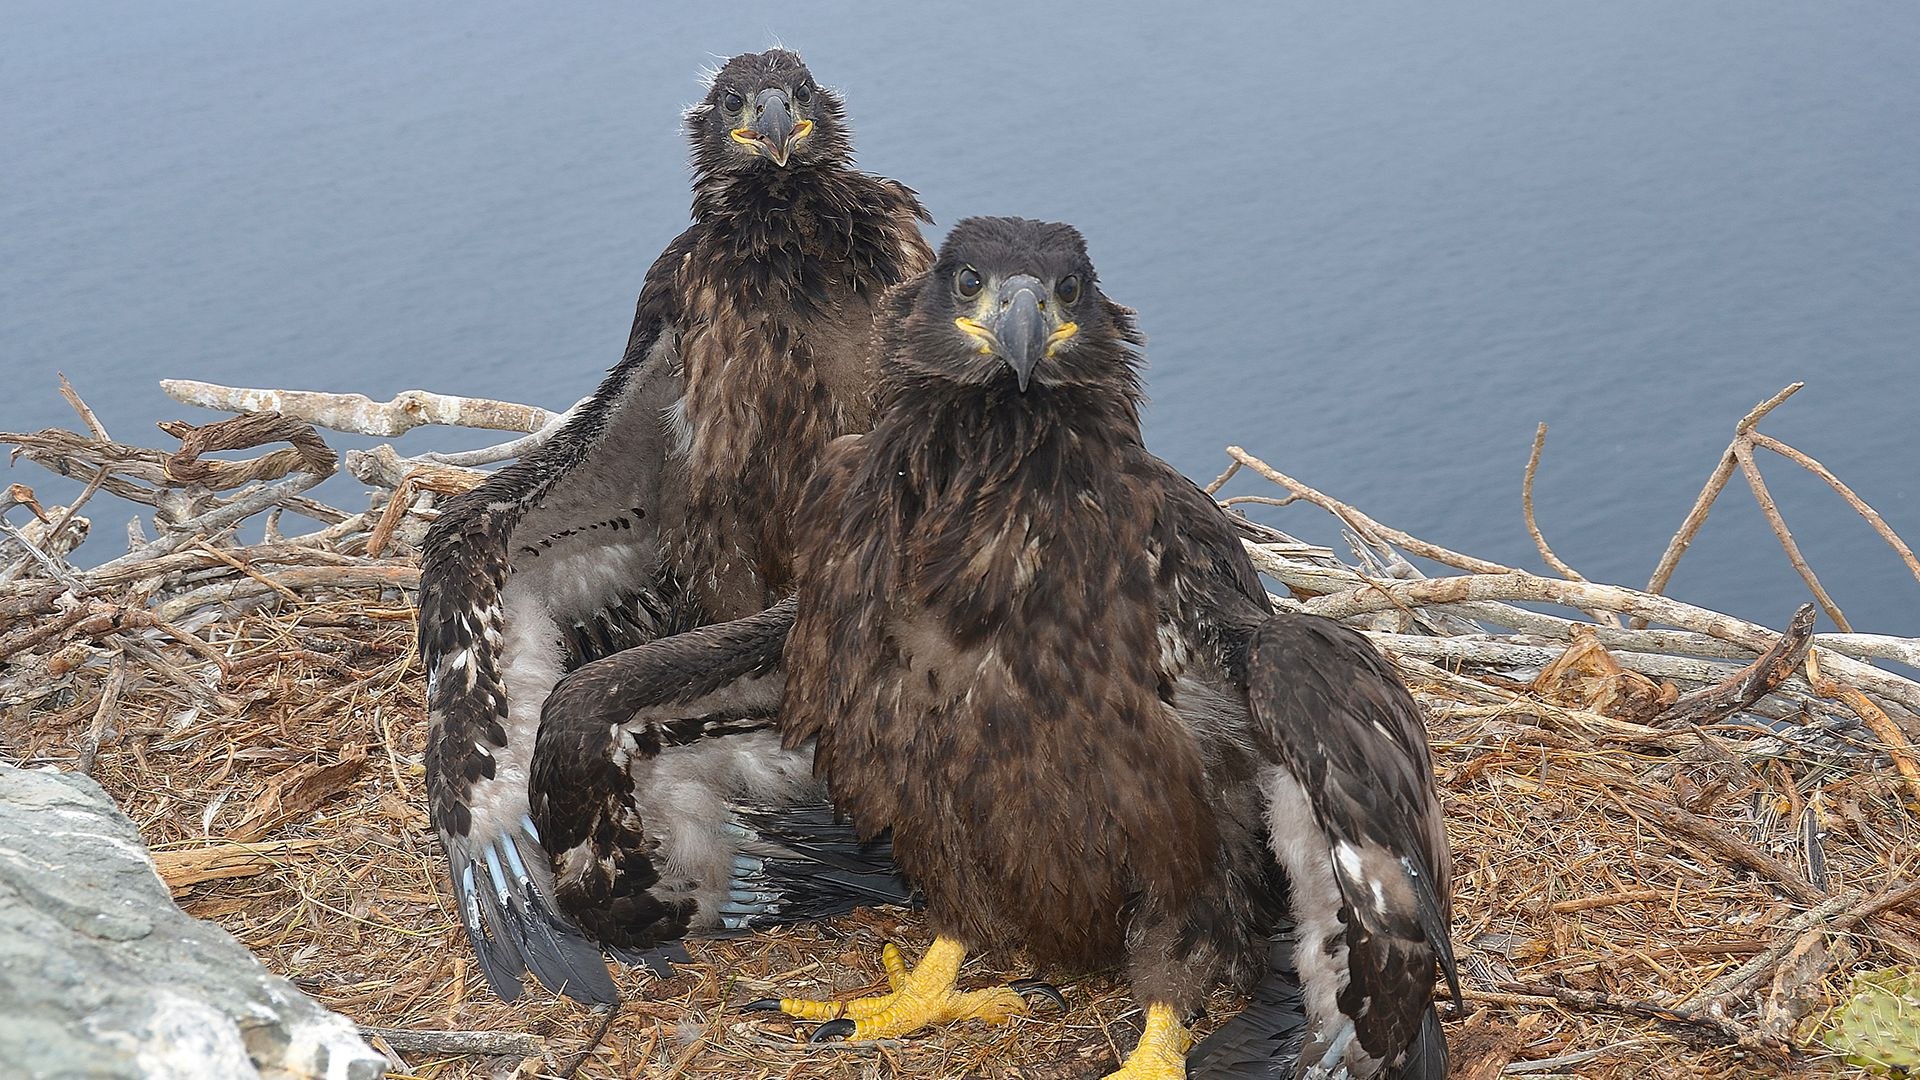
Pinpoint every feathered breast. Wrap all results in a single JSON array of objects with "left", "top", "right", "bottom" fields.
[{"left": 784, "top": 393, "right": 1223, "bottom": 965}]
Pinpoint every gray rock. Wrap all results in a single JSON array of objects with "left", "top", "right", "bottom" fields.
[{"left": 0, "top": 766, "right": 388, "bottom": 1080}]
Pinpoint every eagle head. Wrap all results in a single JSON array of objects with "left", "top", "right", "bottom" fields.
[
  {"left": 688, "top": 49, "right": 851, "bottom": 176},
  {"left": 894, "top": 216, "right": 1143, "bottom": 397}
]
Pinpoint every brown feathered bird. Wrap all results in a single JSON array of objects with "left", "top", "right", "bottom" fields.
[
  {"left": 416, "top": 48, "right": 931, "bottom": 1004},
  {"left": 749, "top": 217, "right": 1456, "bottom": 1078}
]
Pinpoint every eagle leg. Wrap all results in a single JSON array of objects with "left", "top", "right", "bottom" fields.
[
  {"left": 743, "top": 936, "right": 1062, "bottom": 1041},
  {"left": 1102, "top": 1003, "right": 1193, "bottom": 1080}
]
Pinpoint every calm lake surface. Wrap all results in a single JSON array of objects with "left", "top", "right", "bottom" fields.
[{"left": 6, "top": 3, "right": 1918, "bottom": 633}]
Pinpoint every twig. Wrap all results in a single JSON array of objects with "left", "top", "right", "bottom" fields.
[
  {"left": 1652, "top": 604, "right": 1816, "bottom": 728},
  {"left": 1520, "top": 420, "right": 1612, "bottom": 622},
  {"left": 1227, "top": 447, "right": 1521, "bottom": 574},
  {"left": 1489, "top": 979, "right": 1774, "bottom": 1050},
  {"left": 1748, "top": 431, "right": 1920, "bottom": 590},
  {"left": 1699, "top": 876, "right": 1920, "bottom": 1014},
  {"left": 1615, "top": 789, "right": 1822, "bottom": 904},
  {"left": 1639, "top": 383, "right": 1803, "bottom": 627},
  {"left": 161, "top": 379, "right": 554, "bottom": 436},
  {"left": 97, "top": 471, "right": 328, "bottom": 570},
  {"left": 1293, "top": 570, "right": 1920, "bottom": 714},
  {"left": 58, "top": 373, "right": 111, "bottom": 441},
  {"left": 557, "top": 1006, "right": 621, "bottom": 1079},
  {"left": 1806, "top": 649, "right": 1920, "bottom": 809},
  {"left": 0, "top": 516, "right": 87, "bottom": 594},
  {"left": 76, "top": 649, "right": 127, "bottom": 774},
  {"left": 1734, "top": 442, "right": 1849, "bottom": 631}
]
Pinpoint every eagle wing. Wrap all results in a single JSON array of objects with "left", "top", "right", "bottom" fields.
[
  {"left": 419, "top": 230, "right": 697, "bottom": 1003},
  {"left": 1243, "top": 614, "right": 1456, "bottom": 1079}
]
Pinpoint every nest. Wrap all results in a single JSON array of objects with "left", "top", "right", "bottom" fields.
[{"left": 4, "top": 377, "right": 1919, "bottom": 1079}]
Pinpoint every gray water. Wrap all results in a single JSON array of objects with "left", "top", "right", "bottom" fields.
[{"left": 6, "top": 3, "right": 1918, "bottom": 634}]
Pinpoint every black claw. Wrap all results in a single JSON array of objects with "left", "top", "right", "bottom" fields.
[
  {"left": 1010, "top": 978, "right": 1067, "bottom": 1013},
  {"left": 809, "top": 1018, "right": 857, "bottom": 1043},
  {"left": 742, "top": 997, "right": 786, "bottom": 1013}
]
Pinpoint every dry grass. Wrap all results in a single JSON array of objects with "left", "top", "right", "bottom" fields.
[{"left": 5, "top": 382, "right": 1918, "bottom": 1078}]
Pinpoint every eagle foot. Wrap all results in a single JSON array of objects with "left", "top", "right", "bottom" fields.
[
  {"left": 745, "top": 936, "right": 1062, "bottom": 1042},
  {"left": 1102, "top": 1002, "right": 1193, "bottom": 1080}
]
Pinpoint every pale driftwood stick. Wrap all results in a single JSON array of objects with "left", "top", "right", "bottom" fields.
[
  {"left": 1749, "top": 431, "right": 1920, "bottom": 589},
  {"left": 1247, "top": 545, "right": 1920, "bottom": 671},
  {"left": 1227, "top": 446, "right": 1521, "bottom": 575},
  {"left": 1734, "top": 441, "right": 1850, "bottom": 631},
  {"left": 358, "top": 1025, "right": 542, "bottom": 1058},
  {"left": 421, "top": 394, "right": 589, "bottom": 467},
  {"left": 1295, "top": 570, "right": 1920, "bottom": 714},
  {"left": 1637, "top": 383, "right": 1802, "bottom": 628},
  {"left": 1652, "top": 604, "right": 1817, "bottom": 729},
  {"left": 1203, "top": 459, "right": 1241, "bottom": 496},
  {"left": 161, "top": 379, "right": 554, "bottom": 436},
  {"left": 1372, "top": 633, "right": 1761, "bottom": 693},
  {"left": 346, "top": 444, "right": 486, "bottom": 491},
  {"left": 83, "top": 543, "right": 368, "bottom": 589},
  {"left": 1398, "top": 657, "right": 1693, "bottom": 748}
]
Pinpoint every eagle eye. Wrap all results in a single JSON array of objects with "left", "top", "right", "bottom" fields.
[
  {"left": 721, "top": 90, "right": 745, "bottom": 113},
  {"left": 1056, "top": 275, "right": 1081, "bottom": 305},
  {"left": 956, "top": 266, "right": 983, "bottom": 299},
  {"left": 794, "top": 82, "right": 813, "bottom": 104}
]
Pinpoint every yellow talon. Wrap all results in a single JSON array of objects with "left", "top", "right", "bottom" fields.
[
  {"left": 763, "top": 935, "right": 1037, "bottom": 1040},
  {"left": 1102, "top": 1003, "right": 1192, "bottom": 1079}
]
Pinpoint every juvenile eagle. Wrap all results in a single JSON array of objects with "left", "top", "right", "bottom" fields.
[
  {"left": 417, "top": 48, "right": 932, "bottom": 1004},
  {"left": 750, "top": 217, "right": 1456, "bottom": 1078}
]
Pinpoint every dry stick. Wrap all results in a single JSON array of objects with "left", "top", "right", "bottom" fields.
[
  {"left": 1522, "top": 422, "right": 1619, "bottom": 627},
  {"left": 1702, "top": 876, "right": 1920, "bottom": 1016},
  {"left": 356, "top": 1025, "right": 542, "bottom": 1058},
  {"left": 76, "top": 649, "right": 127, "bottom": 775},
  {"left": 1296, "top": 571, "right": 1920, "bottom": 715},
  {"left": 557, "top": 1006, "right": 622, "bottom": 1080},
  {"left": 420, "top": 394, "right": 589, "bottom": 467},
  {"left": 1617, "top": 791, "right": 1822, "bottom": 905},
  {"left": 57, "top": 372, "right": 111, "bottom": 442},
  {"left": 1250, "top": 540, "right": 1920, "bottom": 672},
  {"left": 1805, "top": 649, "right": 1920, "bottom": 809},
  {"left": 157, "top": 411, "right": 339, "bottom": 487},
  {"left": 1749, "top": 431, "right": 1920, "bottom": 589},
  {"left": 1638, "top": 382, "right": 1803, "bottom": 629},
  {"left": 1652, "top": 604, "right": 1816, "bottom": 729},
  {"left": 0, "top": 516, "right": 87, "bottom": 594},
  {"left": 1733, "top": 442, "right": 1850, "bottom": 631},
  {"left": 39, "top": 466, "right": 109, "bottom": 554},
  {"left": 1488, "top": 980, "right": 1771, "bottom": 1050},
  {"left": 96, "top": 471, "right": 328, "bottom": 571},
  {"left": 1227, "top": 447, "right": 1520, "bottom": 575},
  {"left": 160, "top": 379, "right": 555, "bottom": 436}
]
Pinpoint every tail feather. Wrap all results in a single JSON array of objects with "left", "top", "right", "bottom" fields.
[
  {"left": 721, "top": 803, "right": 917, "bottom": 928},
  {"left": 1188, "top": 936, "right": 1310, "bottom": 1079}
]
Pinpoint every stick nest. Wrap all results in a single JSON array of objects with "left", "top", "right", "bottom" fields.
[{"left": 4, "top": 379, "right": 1918, "bottom": 1078}]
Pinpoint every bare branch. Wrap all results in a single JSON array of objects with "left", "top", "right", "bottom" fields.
[{"left": 160, "top": 379, "right": 555, "bottom": 436}]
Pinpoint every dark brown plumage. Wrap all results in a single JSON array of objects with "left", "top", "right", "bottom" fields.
[
  {"left": 773, "top": 217, "right": 1455, "bottom": 1077},
  {"left": 416, "top": 48, "right": 930, "bottom": 1003}
]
